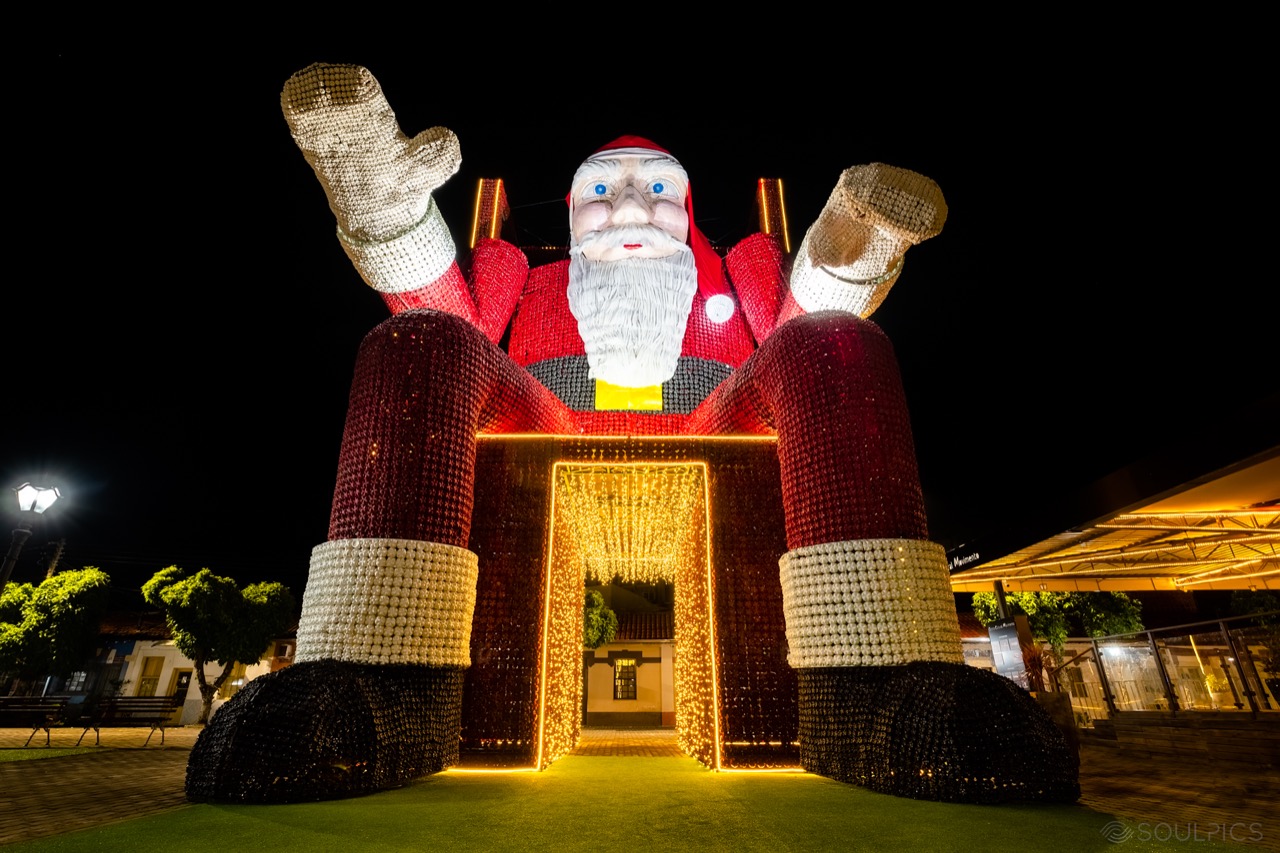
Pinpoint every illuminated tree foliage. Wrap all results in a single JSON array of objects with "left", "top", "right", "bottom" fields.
[
  {"left": 971, "top": 590, "right": 1144, "bottom": 659},
  {"left": 584, "top": 588, "right": 618, "bottom": 650},
  {"left": 1231, "top": 590, "right": 1280, "bottom": 675},
  {"left": 143, "top": 566, "right": 296, "bottom": 724},
  {"left": 0, "top": 568, "right": 112, "bottom": 690}
]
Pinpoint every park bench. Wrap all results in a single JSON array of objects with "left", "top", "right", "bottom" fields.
[
  {"left": 75, "top": 694, "right": 185, "bottom": 746},
  {"left": 0, "top": 695, "right": 71, "bottom": 746}
]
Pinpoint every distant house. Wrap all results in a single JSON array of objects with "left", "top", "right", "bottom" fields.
[
  {"left": 56, "top": 611, "right": 296, "bottom": 726},
  {"left": 584, "top": 609, "right": 675, "bottom": 727}
]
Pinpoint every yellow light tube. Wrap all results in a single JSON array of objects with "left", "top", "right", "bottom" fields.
[
  {"left": 469, "top": 180, "right": 485, "bottom": 249},
  {"left": 476, "top": 433, "right": 777, "bottom": 443},
  {"left": 1174, "top": 566, "right": 1278, "bottom": 587},
  {"left": 776, "top": 179, "right": 791, "bottom": 253},
  {"left": 535, "top": 464, "right": 562, "bottom": 770},
  {"left": 758, "top": 179, "right": 771, "bottom": 236},
  {"left": 489, "top": 179, "right": 503, "bottom": 239}
]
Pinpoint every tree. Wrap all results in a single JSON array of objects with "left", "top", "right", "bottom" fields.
[
  {"left": 972, "top": 590, "right": 1144, "bottom": 662},
  {"left": 0, "top": 568, "right": 112, "bottom": 693},
  {"left": 1230, "top": 589, "right": 1280, "bottom": 677},
  {"left": 142, "top": 566, "right": 296, "bottom": 724},
  {"left": 584, "top": 588, "right": 618, "bottom": 650}
]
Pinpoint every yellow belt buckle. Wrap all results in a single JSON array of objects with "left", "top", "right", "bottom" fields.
[{"left": 595, "top": 378, "right": 663, "bottom": 411}]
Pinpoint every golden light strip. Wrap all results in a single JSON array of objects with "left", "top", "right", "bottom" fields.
[
  {"left": 755, "top": 178, "right": 792, "bottom": 253},
  {"left": 489, "top": 179, "right": 503, "bottom": 239},
  {"left": 1174, "top": 560, "right": 1262, "bottom": 582},
  {"left": 700, "top": 463, "right": 722, "bottom": 771},
  {"left": 534, "top": 462, "right": 560, "bottom": 771},
  {"left": 476, "top": 434, "right": 778, "bottom": 443},
  {"left": 952, "top": 555, "right": 1253, "bottom": 581},
  {"left": 1189, "top": 634, "right": 1210, "bottom": 695},
  {"left": 1174, "top": 564, "right": 1278, "bottom": 588},
  {"left": 1113, "top": 510, "right": 1280, "bottom": 520},
  {"left": 758, "top": 179, "right": 771, "bottom": 236},
  {"left": 536, "top": 464, "right": 597, "bottom": 769},
  {"left": 670, "top": 460, "right": 719, "bottom": 769},
  {"left": 1006, "top": 536, "right": 1280, "bottom": 569},
  {"left": 1097, "top": 525, "right": 1280, "bottom": 536},
  {"left": 775, "top": 179, "right": 791, "bottom": 253},
  {"left": 469, "top": 179, "right": 484, "bottom": 249}
]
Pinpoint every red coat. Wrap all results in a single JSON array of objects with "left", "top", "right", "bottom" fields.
[{"left": 376, "top": 233, "right": 812, "bottom": 433}]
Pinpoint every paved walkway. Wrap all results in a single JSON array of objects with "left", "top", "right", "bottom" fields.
[{"left": 3, "top": 727, "right": 1278, "bottom": 848}]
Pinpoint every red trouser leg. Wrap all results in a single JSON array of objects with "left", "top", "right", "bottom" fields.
[
  {"left": 328, "top": 310, "right": 575, "bottom": 548},
  {"left": 188, "top": 312, "right": 578, "bottom": 806},
  {"left": 688, "top": 311, "right": 1078, "bottom": 804},
  {"left": 687, "top": 310, "right": 927, "bottom": 549}
]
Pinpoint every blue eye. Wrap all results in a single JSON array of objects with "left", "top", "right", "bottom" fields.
[
  {"left": 648, "top": 179, "right": 680, "bottom": 198},
  {"left": 593, "top": 183, "right": 607, "bottom": 196}
]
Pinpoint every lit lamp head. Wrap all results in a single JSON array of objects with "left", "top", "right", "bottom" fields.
[{"left": 15, "top": 482, "right": 61, "bottom": 516}]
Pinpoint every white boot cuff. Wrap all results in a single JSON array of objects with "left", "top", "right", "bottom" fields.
[
  {"left": 296, "top": 538, "right": 478, "bottom": 667},
  {"left": 779, "top": 538, "right": 962, "bottom": 668}
]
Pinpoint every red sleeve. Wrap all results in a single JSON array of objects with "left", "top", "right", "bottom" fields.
[
  {"left": 467, "top": 238, "right": 529, "bottom": 344},
  {"left": 378, "top": 239, "right": 529, "bottom": 345},
  {"left": 725, "top": 233, "right": 792, "bottom": 344},
  {"left": 379, "top": 261, "right": 478, "bottom": 325}
]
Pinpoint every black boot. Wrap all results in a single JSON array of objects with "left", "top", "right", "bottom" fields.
[
  {"left": 797, "top": 661, "right": 1080, "bottom": 804},
  {"left": 186, "top": 659, "right": 465, "bottom": 804}
]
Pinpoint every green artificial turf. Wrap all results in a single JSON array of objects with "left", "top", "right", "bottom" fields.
[
  {"left": 0, "top": 748, "right": 95, "bottom": 762},
  {"left": 5, "top": 752, "right": 1253, "bottom": 853}
]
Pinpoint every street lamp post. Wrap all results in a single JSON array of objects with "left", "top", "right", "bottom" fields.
[{"left": 0, "top": 483, "right": 61, "bottom": 598}]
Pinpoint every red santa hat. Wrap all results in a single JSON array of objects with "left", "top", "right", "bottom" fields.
[{"left": 574, "top": 136, "right": 735, "bottom": 323}]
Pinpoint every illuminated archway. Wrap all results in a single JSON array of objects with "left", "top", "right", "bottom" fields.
[
  {"left": 538, "top": 462, "right": 720, "bottom": 769},
  {"left": 461, "top": 436, "right": 796, "bottom": 771}
]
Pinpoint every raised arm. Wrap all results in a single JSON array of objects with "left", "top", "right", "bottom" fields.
[{"left": 281, "top": 63, "right": 490, "bottom": 328}]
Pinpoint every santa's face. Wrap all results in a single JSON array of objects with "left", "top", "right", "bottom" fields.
[
  {"left": 566, "top": 149, "right": 697, "bottom": 388},
  {"left": 570, "top": 152, "right": 689, "bottom": 261}
]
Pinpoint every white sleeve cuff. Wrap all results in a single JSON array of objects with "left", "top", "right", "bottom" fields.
[
  {"left": 788, "top": 236, "right": 903, "bottom": 318},
  {"left": 337, "top": 196, "right": 457, "bottom": 294}
]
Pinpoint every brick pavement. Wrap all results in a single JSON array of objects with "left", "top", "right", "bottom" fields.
[{"left": 3, "top": 727, "right": 1278, "bottom": 849}]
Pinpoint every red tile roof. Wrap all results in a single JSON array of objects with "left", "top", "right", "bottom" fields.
[{"left": 615, "top": 611, "right": 673, "bottom": 641}]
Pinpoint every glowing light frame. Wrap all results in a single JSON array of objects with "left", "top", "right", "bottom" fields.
[{"left": 535, "top": 460, "right": 723, "bottom": 771}]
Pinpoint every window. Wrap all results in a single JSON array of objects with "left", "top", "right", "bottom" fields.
[
  {"left": 1065, "top": 666, "right": 1088, "bottom": 699},
  {"left": 66, "top": 671, "right": 87, "bottom": 692},
  {"left": 218, "top": 662, "right": 249, "bottom": 700},
  {"left": 613, "top": 658, "right": 637, "bottom": 700},
  {"left": 137, "top": 656, "right": 164, "bottom": 697}
]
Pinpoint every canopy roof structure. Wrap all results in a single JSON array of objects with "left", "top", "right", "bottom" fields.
[{"left": 947, "top": 396, "right": 1279, "bottom": 594}]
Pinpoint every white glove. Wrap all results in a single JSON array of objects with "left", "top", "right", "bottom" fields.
[
  {"left": 281, "top": 63, "right": 461, "bottom": 242},
  {"left": 790, "top": 163, "right": 946, "bottom": 317}
]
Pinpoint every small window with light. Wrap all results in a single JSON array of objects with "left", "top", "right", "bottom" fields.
[{"left": 613, "top": 658, "right": 637, "bottom": 700}]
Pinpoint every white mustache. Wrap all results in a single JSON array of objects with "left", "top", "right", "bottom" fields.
[{"left": 572, "top": 224, "right": 690, "bottom": 254}]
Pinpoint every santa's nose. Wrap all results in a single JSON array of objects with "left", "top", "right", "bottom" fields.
[{"left": 610, "top": 185, "right": 651, "bottom": 225}]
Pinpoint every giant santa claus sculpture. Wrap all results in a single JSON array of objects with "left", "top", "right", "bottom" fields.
[{"left": 188, "top": 63, "right": 1078, "bottom": 805}]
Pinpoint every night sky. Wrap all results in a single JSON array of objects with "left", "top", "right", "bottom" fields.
[{"left": 6, "top": 44, "right": 1274, "bottom": 608}]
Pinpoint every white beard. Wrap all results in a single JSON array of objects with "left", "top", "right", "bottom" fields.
[{"left": 567, "top": 225, "right": 697, "bottom": 388}]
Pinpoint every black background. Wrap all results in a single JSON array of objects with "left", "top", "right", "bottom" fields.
[{"left": 5, "top": 41, "right": 1274, "bottom": 606}]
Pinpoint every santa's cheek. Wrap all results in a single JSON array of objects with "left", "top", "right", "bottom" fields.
[
  {"left": 651, "top": 202, "right": 689, "bottom": 243},
  {"left": 571, "top": 203, "right": 611, "bottom": 240}
]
